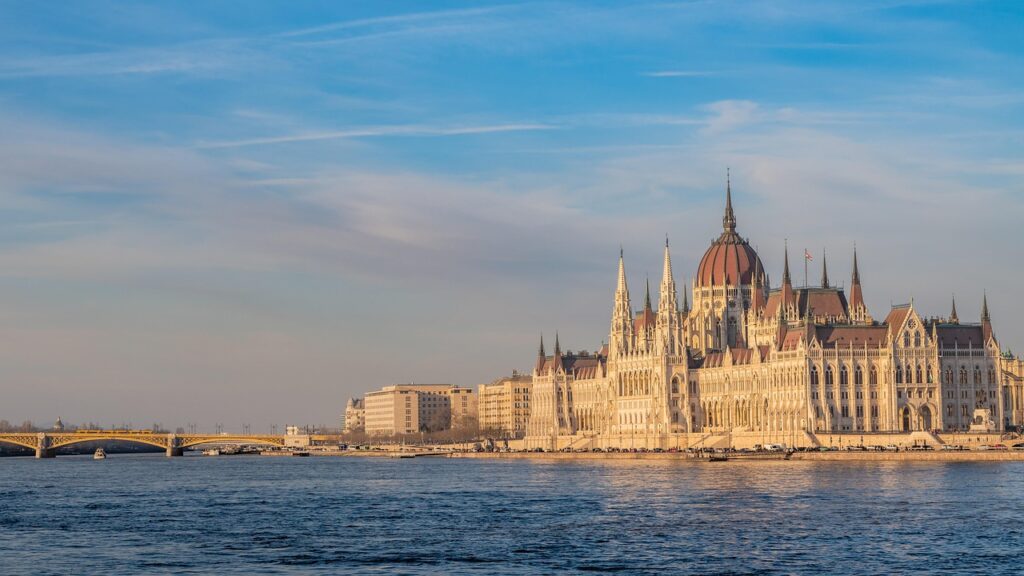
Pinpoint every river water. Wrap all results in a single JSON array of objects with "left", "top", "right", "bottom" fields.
[{"left": 1, "top": 454, "right": 1022, "bottom": 575}]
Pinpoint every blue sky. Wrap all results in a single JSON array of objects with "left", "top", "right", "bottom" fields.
[{"left": 1, "top": 1, "right": 1023, "bottom": 430}]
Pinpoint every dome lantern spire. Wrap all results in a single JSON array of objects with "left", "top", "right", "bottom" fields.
[{"left": 723, "top": 168, "right": 736, "bottom": 235}]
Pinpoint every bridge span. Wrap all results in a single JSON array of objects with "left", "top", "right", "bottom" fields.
[{"left": 0, "top": 431, "right": 287, "bottom": 458}]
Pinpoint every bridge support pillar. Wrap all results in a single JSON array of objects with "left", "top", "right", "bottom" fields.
[
  {"left": 166, "top": 434, "right": 182, "bottom": 457},
  {"left": 36, "top": 433, "right": 54, "bottom": 458}
]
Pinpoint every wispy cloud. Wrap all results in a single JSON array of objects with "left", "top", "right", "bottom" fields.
[
  {"left": 194, "top": 123, "right": 556, "bottom": 149},
  {"left": 642, "top": 70, "right": 721, "bottom": 78},
  {"left": 277, "top": 6, "right": 512, "bottom": 38},
  {"left": 0, "top": 40, "right": 251, "bottom": 78}
]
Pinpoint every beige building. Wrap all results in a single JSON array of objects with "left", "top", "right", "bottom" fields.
[
  {"left": 363, "top": 384, "right": 477, "bottom": 436},
  {"left": 478, "top": 372, "right": 533, "bottom": 438},
  {"left": 525, "top": 178, "right": 1023, "bottom": 449}
]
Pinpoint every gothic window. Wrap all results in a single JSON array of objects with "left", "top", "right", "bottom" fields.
[
  {"left": 840, "top": 366, "right": 849, "bottom": 386},
  {"left": 870, "top": 367, "right": 878, "bottom": 386},
  {"left": 945, "top": 368, "right": 953, "bottom": 385},
  {"left": 927, "top": 365, "right": 933, "bottom": 384},
  {"left": 825, "top": 366, "right": 834, "bottom": 386},
  {"left": 988, "top": 369, "right": 996, "bottom": 385},
  {"left": 856, "top": 406, "right": 863, "bottom": 418},
  {"left": 896, "top": 365, "right": 903, "bottom": 384},
  {"left": 914, "top": 333, "right": 921, "bottom": 347},
  {"left": 855, "top": 366, "right": 863, "bottom": 386},
  {"left": 947, "top": 405, "right": 953, "bottom": 417},
  {"left": 811, "top": 366, "right": 819, "bottom": 386},
  {"left": 904, "top": 333, "right": 910, "bottom": 347},
  {"left": 871, "top": 406, "right": 879, "bottom": 418},
  {"left": 671, "top": 377, "right": 679, "bottom": 394},
  {"left": 916, "top": 365, "right": 923, "bottom": 385},
  {"left": 960, "top": 367, "right": 968, "bottom": 385},
  {"left": 962, "top": 404, "right": 969, "bottom": 417},
  {"left": 974, "top": 366, "right": 982, "bottom": 385}
]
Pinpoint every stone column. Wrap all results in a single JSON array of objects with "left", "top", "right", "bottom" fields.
[
  {"left": 35, "top": 433, "right": 54, "bottom": 459},
  {"left": 166, "top": 434, "right": 183, "bottom": 457}
]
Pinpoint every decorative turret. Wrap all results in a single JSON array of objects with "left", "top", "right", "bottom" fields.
[
  {"left": 821, "top": 248, "right": 829, "bottom": 288},
  {"left": 982, "top": 292, "right": 994, "bottom": 342},
  {"left": 848, "top": 246, "right": 870, "bottom": 324},
  {"left": 780, "top": 241, "right": 796, "bottom": 315},
  {"left": 535, "top": 334, "right": 546, "bottom": 373},
  {"left": 609, "top": 248, "right": 634, "bottom": 354},
  {"left": 950, "top": 295, "right": 959, "bottom": 324},
  {"left": 657, "top": 237, "right": 682, "bottom": 354},
  {"left": 750, "top": 255, "right": 765, "bottom": 314}
]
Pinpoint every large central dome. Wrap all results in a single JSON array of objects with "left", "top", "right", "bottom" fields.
[{"left": 695, "top": 179, "right": 766, "bottom": 288}]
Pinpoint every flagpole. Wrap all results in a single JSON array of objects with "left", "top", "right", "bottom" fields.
[{"left": 804, "top": 253, "right": 808, "bottom": 288}]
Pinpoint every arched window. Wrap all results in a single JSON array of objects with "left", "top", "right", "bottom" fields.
[
  {"left": 916, "top": 365, "right": 923, "bottom": 385},
  {"left": 903, "top": 333, "right": 910, "bottom": 347},
  {"left": 840, "top": 366, "right": 849, "bottom": 386},
  {"left": 855, "top": 366, "right": 864, "bottom": 386},
  {"left": 810, "top": 366, "right": 819, "bottom": 386},
  {"left": 896, "top": 365, "right": 903, "bottom": 384},
  {"left": 988, "top": 369, "right": 996, "bottom": 385},
  {"left": 960, "top": 367, "right": 968, "bottom": 385},
  {"left": 906, "top": 364, "right": 914, "bottom": 384},
  {"left": 870, "top": 367, "right": 878, "bottom": 386},
  {"left": 825, "top": 366, "right": 834, "bottom": 386},
  {"left": 671, "top": 377, "right": 679, "bottom": 394},
  {"left": 914, "top": 333, "right": 921, "bottom": 347},
  {"left": 974, "top": 366, "right": 982, "bottom": 385}
]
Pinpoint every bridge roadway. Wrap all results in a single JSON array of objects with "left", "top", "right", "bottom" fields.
[{"left": 0, "top": 431, "right": 287, "bottom": 458}]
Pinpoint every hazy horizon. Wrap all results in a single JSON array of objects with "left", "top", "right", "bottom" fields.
[{"left": 2, "top": 1, "right": 1023, "bottom": 432}]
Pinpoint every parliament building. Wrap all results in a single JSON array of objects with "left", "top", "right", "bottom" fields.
[{"left": 524, "top": 180, "right": 1024, "bottom": 449}]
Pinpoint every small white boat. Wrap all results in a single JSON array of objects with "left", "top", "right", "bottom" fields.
[
  {"left": 203, "top": 448, "right": 221, "bottom": 456},
  {"left": 93, "top": 448, "right": 106, "bottom": 460}
]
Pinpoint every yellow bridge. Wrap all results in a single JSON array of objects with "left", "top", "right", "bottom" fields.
[{"left": 0, "top": 431, "right": 287, "bottom": 458}]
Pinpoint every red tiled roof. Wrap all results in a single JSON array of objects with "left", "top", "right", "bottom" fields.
[
  {"left": 797, "top": 288, "right": 848, "bottom": 319},
  {"left": 935, "top": 325, "right": 985, "bottom": 349},
  {"left": 884, "top": 306, "right": 911, "bottom": 338},
  {"left": 696, "top": 236, "right": 766, "bottom": 288},
  {"left": 814, "top": 325, "right": 888, "bottom": 348}
]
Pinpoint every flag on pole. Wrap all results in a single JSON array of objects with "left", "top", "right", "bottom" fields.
[{"left": 804, "top": 249, "right": 813, "bottom": 261}]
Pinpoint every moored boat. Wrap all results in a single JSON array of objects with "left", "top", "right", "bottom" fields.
[{"left": 93, "top": 448, "right": 106, "bottom": 460}]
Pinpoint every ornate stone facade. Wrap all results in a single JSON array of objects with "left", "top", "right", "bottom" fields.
[{"left": 525, "top": 181, "right": 1021, "bottom": 449}]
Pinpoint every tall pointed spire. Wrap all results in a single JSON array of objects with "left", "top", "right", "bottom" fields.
[
  {"left": 750, "top": 253, "right": 765, "bottom": 313},
  {"left": 554, "top": 331, "right": 561, "bottom": 357},
  {"left": 849, "top": 245, "right": 866, "bottom": 322},
  {"left": 535, "top": 333, "right": 547, "bottom": 373},
  {"left": 782, "top": 241, "right": 792, "bottom": 287},
  {"left": 950, "top": 295, "right": 959, "bottom": 323},
  {"left": 852, "top": 245, "right": 861, "bottom": 285},
  {"left": 723, "top": 168, "right": 737, "bottom": 234},
  {"left": 682, "top": 279, "right": 690, "bottom": 313},
  {"left": 610, "top": 247, "right": 634, "bottom": 354},
  {"left": 982, "top": 291, "right": 990, "bottom": 322},
  {"left": 821, "top": 248, "right": 829, "bottom": 288},
  {"left": 644, "top": 277, "right": 652, "bottom": 311}
]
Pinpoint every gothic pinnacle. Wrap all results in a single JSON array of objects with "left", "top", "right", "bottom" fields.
[
  {"left": 723, "top": 168, "right": 737, "bottom": 234},
  {"left": 821, "top": 248, "right": 829, "bottom": 288}
]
